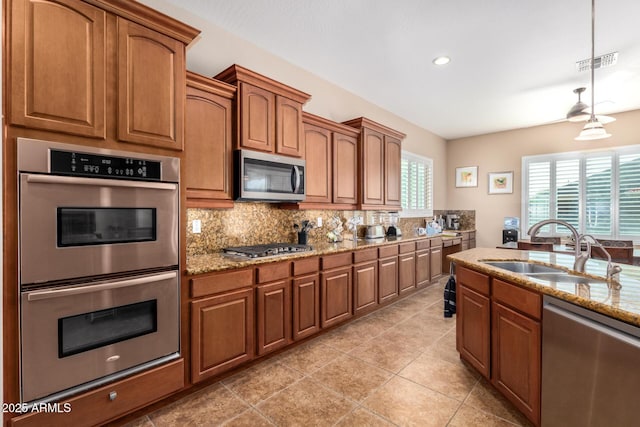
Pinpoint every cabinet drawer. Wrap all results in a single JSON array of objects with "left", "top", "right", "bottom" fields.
[
  {"left": 191, "top": 268, "right": 254, "bottom": 298},
  {"left": 10, "top": 359, "right": 184, "bottom": 427},
  {"left": 456, "top": 266, "right": 490, "bottom": 296},
  {"left": 353, "top": 248, "right": 378, "bottom": 264},
  {"left": 416, "top": 239, "right": 430, "bottom": 250},
  {"left": 492, "top": 279, "right": 541, "bottom": 320},
  {"left": 443, "top": 239, "right": 453, "bottom": 247},
  {"left": 322, "top": 252, "right": 352, "bottom": 270},
  {"left": 399, "top": 242, "right": 416, "bottom": 254},
  {"left": 430, "top": 237, "right": 443, "bottom": 247},
  {"left": 469, "top": 231, "right": 476, "bottom": 239},
  {"left": 257, "top": 261, "right": 291, "bottom": 283},
  {"left": 293, "top": 256, "right": 319, "bottom": 276},
  {"left": 461, "top": 232, "right": 470, "bottom": 241},
  {"left": 379, "top": 245, "right": 399, "bottom": 258}
]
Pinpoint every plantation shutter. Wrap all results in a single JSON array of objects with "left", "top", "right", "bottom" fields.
[
  {"left": 555, "top": 159, "right": 580, "bottom": 230},
  {"left": 585, "top": 155, "right": 612, "bottom": 235},
  {"left": 619, "top": 153, "right": 640, "bottom": 236},
  {"left": 527, "top": 161, "right": 551, "bottom": 232},
  {"left": 401, "top": 152, "right": 433, "bottom": 216}
]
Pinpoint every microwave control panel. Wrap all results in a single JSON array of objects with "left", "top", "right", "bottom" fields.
[{"left": 50, "top": 149, "right": 162, "bottom": 180}]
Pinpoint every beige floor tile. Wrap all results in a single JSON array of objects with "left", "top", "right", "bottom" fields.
[
  {"left": 349, "top": 337, "right": 422, "bottom": 373},
  {"left": 448, "top": 404, "right": 520, "bottom": 426},
  {"left": 275, "top": 340, "right": 343, "bottom": 374},
  {"left": 378, "top": 324, "right": 444, "bottom": 349},
  {"left": 222, "top": 408, "right": 274, "bottom": 426},
  {"left": 465, "top": 379, "right": 533, "bottom": 426},
  {"left": 335, "top": 407, "right": 395, "bottom": 426},
  {"left": 222, "top": 360, "right": 303, "bottom": 405},
  {"left": 362, "top": 376, "right": 460, "bottom": 426},
  {"left": 311, "top": 354, "right": 393, "bottom": 402},
  {"left": 120, "top": 416, "right": 154, "bottom": 427},
  {"left": 148, "top": 383, "right": 249, "bottom": 426},
  {"left": 369, "top": 304, "right": 415, "bottom": 324},
  {"left": 391, "top": 295, "right": 429, "bottom": 313},
  {"left": 318, "top": 323, "right": 373, "bottom": 352},
  {"left": 402, "top": 312, "right": 455, "bottom": 337},
  {"left": 399, "top": 353, "right": 479, "bottom": 401},
  {"left": 423, "top": 329, "right": 461, "bottom": 365},
  {"left": 256, "top": 377, "right": 356, "bottom": 426}
]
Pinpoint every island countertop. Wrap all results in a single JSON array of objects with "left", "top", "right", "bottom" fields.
[{"left": 448, "top": 247, "right": 640, "bottom": 327}]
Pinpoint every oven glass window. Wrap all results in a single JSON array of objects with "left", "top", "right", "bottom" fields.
[
  {"left": 58, "top": 300, "right": 157, "bottom": 358},
  {"left": 57, "top": 208, "right": 156, "bottom": 247}
]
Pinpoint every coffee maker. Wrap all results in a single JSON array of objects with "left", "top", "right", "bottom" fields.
[{"left": 445, "top": 214, "right": 460, "bottom": 230}]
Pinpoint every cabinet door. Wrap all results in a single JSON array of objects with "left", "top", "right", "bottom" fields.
[
  {"left": 492, "top": 302, "right": 541, "bottom": 425},
  {"left": 185, "top": 85, "right": 233, "bottom": 204},
  {"left": 292, "top": 273, "right": 320, "bottom": 341},
  {"left": 415, "top": 249, "right": 430, "bottom": 288},
  {"left": 430, "top": 246, "right": 443, "bottom": 281},
  {"left": 190, "top": 288, "right": 254, "bottom": 383},
  {"left": 10, "top": 0, "right": 106, "bottom": 138},
  {"left": 303, "top": 123, "right": 331, "bottom": 203},
  {"left": 320, "top": 266, "right": 353, "bottom": 328},
  {"left": 276, "top": 96, "right": 304, "bottom": 157},
  {"left": 353, "top": 261, "right": 378, "bottom": 314},
  {"left": 240, "top": 82, "right": 275, "bottom": 152},
  {"left": 117, "top": 19, "right": 185, "bottom": 150},
  {"left": 384, "top": 135, "right": 402, "bottom": 207},
  {"left": 378, "top": 256, "right": 399, "bottom": 303},
  {"left": 257, "top": 280, "right": 292, "bottom": 356},
  {"left": 457, "top": 285, "right": 491, "bottom": 378},
  {"left": 361, "top": 128, "right": 384, "bottom": 206},
  {"left": 333, "top": 132, "right": 358, "bottom": 205},
  {"left": 398, "top": 253, "right": 416, "bottom": 294}
]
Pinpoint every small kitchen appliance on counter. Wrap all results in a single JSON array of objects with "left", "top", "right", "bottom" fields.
[
  {"left": 445, "top": 214, "right": 460, "bottom": 230},
  {"left": 365, "top": 225, "right": 385, "bottom": 240}
]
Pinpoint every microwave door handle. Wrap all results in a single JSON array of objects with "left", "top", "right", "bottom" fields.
[
  {"left": 25, "top": 174, "right": 177, "bottom": 191},
  {"left": 292, "top": 166, "right": 301, "bottom": 193},
  {"left": 26, "top": 271, "right": 177, "bottom": 301}
]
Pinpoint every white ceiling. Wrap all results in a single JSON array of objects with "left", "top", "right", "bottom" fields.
[{"left": 156, "top": 0, "right": 640, "bottom": 140}]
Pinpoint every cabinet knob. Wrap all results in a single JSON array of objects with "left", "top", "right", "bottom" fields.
[{"left": 109, "top": 391, "right": 117, "bottom": 401}]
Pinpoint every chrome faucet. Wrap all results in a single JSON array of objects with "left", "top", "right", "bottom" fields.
[
  {"left": 527, "top": 219, "right": 590, "bottom": 272},
  {"left": 581, "top": 234, "right": 623, "bottom": 281}
]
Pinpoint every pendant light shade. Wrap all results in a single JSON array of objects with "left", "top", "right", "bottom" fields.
[{"left": 575, "top": 0, "right": 612, "bottom": 141}]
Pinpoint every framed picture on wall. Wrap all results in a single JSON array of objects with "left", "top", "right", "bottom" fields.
[
  {"left": 455, "top": 166, "right": 478, "bottom": 187},
  {"left": 488, "top": 171, "right": 513, "bottom": 194}
]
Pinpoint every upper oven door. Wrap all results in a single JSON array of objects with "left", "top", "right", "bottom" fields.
[{"left": 19, "top": 174, "right": 179, "bottom": 285}]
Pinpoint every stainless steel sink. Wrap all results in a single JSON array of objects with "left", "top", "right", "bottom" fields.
[
  {"left": 525, "top": 273, "right": 608, "bottom": 285},
  {"left": 483, "top": 261, "right": 567, "bottom": 274}
]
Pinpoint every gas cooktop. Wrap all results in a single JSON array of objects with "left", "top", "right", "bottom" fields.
[{"left": 223, "top": 243, "right": 313, "bottom": 259}]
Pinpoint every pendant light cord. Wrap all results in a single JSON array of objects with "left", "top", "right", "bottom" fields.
[{"left": 590, "top": 0, "right": 595, "bottom": 120}]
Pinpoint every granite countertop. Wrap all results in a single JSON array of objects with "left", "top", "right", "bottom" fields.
[
  {"left": 186, "top": 232, "right": 471, "bottom": 276},
  {"left": 448, "top": 247, "right": 640, "bottom": 327}
]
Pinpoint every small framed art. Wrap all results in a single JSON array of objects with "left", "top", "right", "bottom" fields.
[
  {"left": 488, "top": 171, "right": 513, "bottom": 194},
  {"left": 455, "top": 166, "right": 478, "bottom": 188}
]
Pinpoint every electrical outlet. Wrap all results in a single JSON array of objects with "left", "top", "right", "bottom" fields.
[
  {"left": 192, "top": 219, "right": 201, "bottom": 234},
  {"left": 317, "top": 217, "right": 323, "bottom": 227}
]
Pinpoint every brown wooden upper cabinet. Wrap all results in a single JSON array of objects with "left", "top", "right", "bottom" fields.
[
  {"left": 288, "top": 112, "right": 359, "bottom": 209},
  {"left": 343, "top": 117, "right": 406, "bottom": 210},
  {"left": 9, "top": 0, "right": 199, "bottom": 149},
  {"left": 215, "top": 65, "right": 311, "bottom": 157},
  {"left": 185, "top": 72, "right": 236, "bottom": 208}
]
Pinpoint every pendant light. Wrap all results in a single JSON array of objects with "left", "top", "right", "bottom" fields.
[{"left": 575, "top": 0, "right": 611, "bottom": 140}]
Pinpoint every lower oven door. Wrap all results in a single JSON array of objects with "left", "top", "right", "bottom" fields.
[{"left": 20, "top": 270, "right": 179, "bottom": 403}]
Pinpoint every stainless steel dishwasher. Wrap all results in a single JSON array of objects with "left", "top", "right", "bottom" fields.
[{"left": 542, "top": 295, "right": 640, "bottom": 426}]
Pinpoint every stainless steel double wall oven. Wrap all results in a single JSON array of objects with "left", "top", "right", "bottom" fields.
[{"left": 18, "top": 138, "right": 180, "bottom": 404}]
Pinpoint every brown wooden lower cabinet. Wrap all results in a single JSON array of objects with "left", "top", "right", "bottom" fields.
[
  {"left": 256, "top": 280, "right": 292, "bottom": 355},
  {"left": 292, "top": 273, "right": 320, "bottom": 341},
  {"left": 492, "top": 301, "right": 541, "bottom": 426},
  {"left": 353, "top": 260, "right": 378, "bottom": 314},
  {"left": 378, "top": 255, "right": 399, "bottom": 303},
  {"left": 320, "top": 266, "right": 353, "bottom": 328},
  {"left": 190, "top": 288, "right": 254, "bottom": 383},
  {"left": 415, "top": 248, "right": 430, "bottom": 287},
  {"left": 457, "top": 284, "right": 491, "bottom": 378},
  {"left": 398, "top": 252, "right": 416, "bottom": 294},
  {"left": 430, "top": 245, "right": 443, "bottom": 281},
  {"left": 10, "top": 359, "right": 184, "bottom": 427}
]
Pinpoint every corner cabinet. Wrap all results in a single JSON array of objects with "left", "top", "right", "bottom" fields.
[
  {"left": 456, "top": 265, "right": 542, "bottom": 426},
  {"left": 9, "top": 0, "right": 199, "bottom": 149},
  {"left": 185, "top": 72, "right": 236, "bottom": 208},
  {"left": 342, "top": 117, "right": 406, "bottom": 210},
  {"left": 215, "top": 64, "right": 311, "bottom": 157}
]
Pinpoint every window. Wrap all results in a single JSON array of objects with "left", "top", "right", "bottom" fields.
[
  {"left": 401, "top": 151, "right": 433, "bottom": 217},
  {"left": 522, "top": 145, "right": 640, "bottom": 240}
]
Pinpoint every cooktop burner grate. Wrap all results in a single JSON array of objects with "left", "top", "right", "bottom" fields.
[{"left": 223, "top": 243, "right": 313, "bottom": 259}]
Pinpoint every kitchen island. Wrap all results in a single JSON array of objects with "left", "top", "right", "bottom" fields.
[{"left": 448, "top": 247, "right": 640, "bottom": 426}]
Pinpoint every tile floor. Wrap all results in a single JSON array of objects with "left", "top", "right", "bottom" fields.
[{"left": 126, "top": 279, "right": 532, "bottom": 427}]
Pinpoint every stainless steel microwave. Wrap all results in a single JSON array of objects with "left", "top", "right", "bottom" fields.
[{"left": 236, "top": 150, "right": 305, "bottom": 202}]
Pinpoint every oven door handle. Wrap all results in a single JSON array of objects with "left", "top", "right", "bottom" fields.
[
  {"left": 25, "top": 174, "right": 177, "bottom": 190},
  {"left": 26, "top": 271, "right": 177, "bottom": 301}
]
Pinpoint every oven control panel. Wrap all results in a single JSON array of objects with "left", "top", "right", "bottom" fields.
[{"left": 50, "top": 149, "right": 162, "bottom": 180}]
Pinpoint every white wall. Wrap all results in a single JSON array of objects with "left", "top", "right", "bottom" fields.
[
  {"left": 140, "top": 0, "right": 448, "bottom": 210},
  {"left": 447, "top": 109, "right": 640, "bottom": 247}
]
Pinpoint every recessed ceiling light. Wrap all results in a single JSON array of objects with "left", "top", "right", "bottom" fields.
[{"left": 433, "top": 56, "right": 450, "bottom": 66}]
